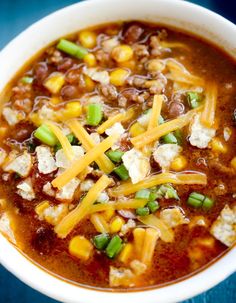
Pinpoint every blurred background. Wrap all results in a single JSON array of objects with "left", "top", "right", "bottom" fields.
[{"left": 0, "top": 0, "right": 235, "bottom": 302}]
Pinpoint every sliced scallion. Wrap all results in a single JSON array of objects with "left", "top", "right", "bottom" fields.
[
  {"left": 86, "top": 103, "right": 103, "bottom": 126},
  {"left": 105, "top": 235, "right": 123, "bottom": 258},
  {"left": 113, "top": 164, "right": 129, "bottom": 180},
  {"left": 93, "top": 233, "right": 110, "bottom": 250},
  {"left": 21, "top": 76, "right": 33, "bottom": 84},
  {"left": 57, "top": 39, "right": 88, "bottom": 59},
  {"left": 136, "top": 207, "right": 150, "bottom": 216},
  {"left": 34, "top": 124, "right": 58, "bottom": 146},
  {"left": 135, "top": 189, "right": 150, "bottom": 200},
  {"left": 162, "top": 132, "right": 178, "bottom": 144},
  {"left": 106, "top": 150, "right": 124, "bottom": 163},
  {"left": 186, "top": 91, "right": 202, "bottom": 109},
  {"left": 147, "top": 201, "right": 160, "bottom": 213}
]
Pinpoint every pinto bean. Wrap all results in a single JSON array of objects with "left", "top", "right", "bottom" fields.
[
  {"left": 168, "top": 101, "right": 185, "bottom": 118},
  {"left": 57, "top": 57, "right": 74, "bottom": 71},
  {"left": 34, "top": 62, "right": 48, "bottom": 82},
  {"left": 124, "top": 25, "right": 144, "bottom": 44},
  {"left": 61, "top": 85, "right": 78, "bottom": 99}
]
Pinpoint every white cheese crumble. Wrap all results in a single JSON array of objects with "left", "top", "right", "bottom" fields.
[
  {"left": 16, "top": 178, "right": 35, "bottom": 201},
  {"left": 0, "top": 213, "right": 16, "bottom": 243},
  {"left": 80, "top": 179, "right": 94, "bottom": 192},
  {"left": 2, "top": 107, "right": 23, "bottom": 126},
  {"left": 36, "top": 203, "right": 68, "bottom": 226},
  {"left": 55, "top": 146, "right": 84, "bottom": 169},
  {"left": 223, "top": 127, "right": 231, "bottom": 141},
  {"left": 160, "top": 207, "right": 189, "bottom": 228},
  {"left": 109, "top": 267, "right": 134, "bottom": 287},
  {"left": 90, "top": 132, "right": 101, "bottom": 144},
  {"left": 36, "top": 146, "right": 57, "bottom": 174},
  {"left": 38, "top": 104, "right": 55, "bottom": 121},
  {"left": 122, "top": 148, "right": 150, "bottom": 184},
  {"left": 210, "top": 205, "right": 236, "bottom": 247},
  {"left": 102, "top": 37, "right": 119, "bottom": 52},
  {"left": 97, "top": 191, "right": 109, "bottom": 203},
  {"left": 56, "top": 178, "right": 80, "bottom": 201},
  {"left": 83, "top": 67, "right": 110, "bottom": 85},
  {"left": 120, "top": 219, "right": 136, "bottom": 235},
  {"left": 153, "top": 144, "right": 182, "bottom": 170},
  {"left": 105, "top": 122, "right": 125, "bottom": 150},
  {"left": 189, "top": 114, "right": 216, "bottom": 148},
  {"left": 4, "top": 152, "right": 32, "bottom": 177},
  {"left": 42, "top": 182, "right": 55, "bottom": 197},
  {"left": 137, "top": 111, "right": 151, "bottom": 127}
]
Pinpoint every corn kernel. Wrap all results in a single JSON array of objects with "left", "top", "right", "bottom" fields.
[
  {"left": 0, "top": 199, "right": 7, "bottom": 209},
  {"left": 111, "top": 45, "right": 133, "bottom": 63},
  {"left": 69, "top": 235, "right": 93, "bottom": 261},
  {"left": 110, "top": 68, "right": 129, "bottom": 86},
  {"left": 30, "top": 113, "right": 42, "bottom": 127},
  {"left": 79, "top": 31, "right": 97, "bottom": 48},
  {"left": 110, "top": 216, "right": 125, "bottom": 233},
  {"left": 118, "top": 243, "right": 133, "bottom": 264},
  {"left": 118, "top": 60, "right": 136, "bottom": 70},
  {"left": 231, "top": 157, "right": 236, "bottom": 170},
  {"left": 211, "top": 137, "right": 227, "bottom": 153},
  {"left": 83, "top": 53, "right": 97, "bottom": 67},
  {"left": 129, "top": 122, "right": 146, "bottom": 137},
  {"left": 84, "top": 75, "right": 95, "bottom": 92},
  {"left": 0, "top": 127, "right": 7, "bottom": 139},
  {"left": 91, "top": 213, "right": 109, "bottom": 233},
  {"left": 170, "top": 155, "right": 187, "bottom": 171},
  {"left": 103, "top": 208, "right": 115, "bottom": 221},
  {"left": 50, "top": 97, "right": 61, "bottom": 105},
  {"left": 44, "top": 72, "right": 65, "bottom": 94},
  {"left": 63, "top": 101, "right": 82, "bottom": 119}
]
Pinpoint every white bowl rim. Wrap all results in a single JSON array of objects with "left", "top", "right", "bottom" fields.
[{"left": 0, "top": 1, "right": 235, "bottom": 303}]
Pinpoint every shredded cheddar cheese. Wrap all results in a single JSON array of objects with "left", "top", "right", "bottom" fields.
[
  {"left": 109, "top": 172, "right": 207, "bottom": 197},
  {"left": 52, "top": 135, "right": 117, "bottom": 189},
  {"left": 201, "top": 82, "right": 217, "bottom": 128},
  {"left": 147, "top": 94, "right": 163, "bottom": 130},
  {"left": 46, "top": 121, "right": 74, "bottom": 161},
  {"left": 67, "top": 119, "right": 114, "bottom": 174},
  {"left": 55, "top": 175, "right": 112, "bottom": 238}
]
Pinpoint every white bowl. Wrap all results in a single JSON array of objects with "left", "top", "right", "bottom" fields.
[{"left": 0, "top": 0, "right": 235, "bottom": 302}]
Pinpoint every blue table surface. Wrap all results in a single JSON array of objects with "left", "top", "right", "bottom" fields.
[{"left": 0, "top": 0, "right": 235, "bottom": 302}]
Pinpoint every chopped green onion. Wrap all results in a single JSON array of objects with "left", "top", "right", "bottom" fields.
[
  {"left": 157, "top": 184, "right": 179, "bottom": 200},
  {"left": 57, "top": 39, "right": 88, "bottom": 59},
  {"left": 186, "top": 91, "right": 202, "bottom": 109},
  {"left": 34, "top": 124, "right": 58, "bottom": 146},
  {"left": 162, "top": 132, "right": 178, "bottom": 144},
  {"left": 106, "top": 150, "right": 124, "bottom": 163},
  {"left": 187, "top": 192, "right": 205, "bottom": 208},
  {"left": 136, "top": 207, "right": 150, "bottom": 216},
  {"left": 21, "top": 76, "right": 33, "bottom": 84},
  {"left": 135, "top": 189, "right": 150, "bottom": 200},
  {"left": 147, "top": 201, "right": 160, "bottom": 213},
  {"left": 93, "top": 233, "right": 110, "bottom": 250},
  {"left": 158, "top": 115, "right": 165, "bottom": 125},
  {"left": 106, "top": 235, "right": 123, "bottom": 258},
  {"left": 174, "top": 129, "right": 183, "bottom": 145},
  {"left": 113, "top": 164, "right": 129, "bottom": 180},
  {"left": 86, "top": 104, "right": 103, "bottom": 126},
  {"left": 202, "top": 196, "right": 214, "bottom": 209},
  {"left": 148, "top": 191, "right": 159, "bottom": 202}
]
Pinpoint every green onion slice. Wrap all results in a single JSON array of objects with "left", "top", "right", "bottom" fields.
[{"left": 57, "top": 39, "right": 88, "bottom": 59}]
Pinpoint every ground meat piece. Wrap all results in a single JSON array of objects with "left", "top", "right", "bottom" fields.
[
  {"left": 95, "top": 49, "right": 110, "bottom": 66},
  {"left": 121, "top": 88, "right": 149, "bottom": 104},
  {"left": 123, "top": 24, "right": 144, "bottom": 44},
  {"left": 61, "top": 85, "right": 78, "bottom": 99},
  {"left": 214, "top": 183, "right": 228, "bottom": 196},
  {"left": 208, "top": 159, "right": 236, "bottom": 176},
  {"left": 11, "top": 122, "right": 35, "bottom": 142},
  {"left": 150, "top": 36, "right": 161, "bottom": 56},
  {"left": 34, "top": 62, "right": 48, "bottom": 83},
  {"left": 57, "top": 57, "right": 74, "bottom": 71},
  {"left": 31, "top": 225, "right": 55, "bottom": 255},
  {"left": 132, "top": 44, "right": 149, "bottom": 58},
  {"left": 119, "top": 133, "right": 132, "bottom": 151},
  {"left": 126, "top": 76, "right": 146, "bottom": 88},
  {"left": 118, "top": 95, "right": 127, "bottom": 108},
  {"left": 13, "top": 98, "right": 33, "bottom": 114},
  {"left": 168, "top": 101, "right": 185, "bottom": 118},
  {"left": 98, "top": 84, "right": 118, "bottom": 101}
]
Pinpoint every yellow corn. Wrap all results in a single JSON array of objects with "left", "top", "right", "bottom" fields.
[
  {"left": 103, "top": 208, "right": 115, "bottom": 221},
  {"left": 50, "top": 97, "right": 61, "bottom": 105},
  {"left": 69, "top": 235, "right": 93, "bottom": 261},
  {"left": 133, "top": 228, "right": 145, "bottom": 260},
  {"left": 118, "top": 243, "right": 133, "bottom": 264},
  {"left": 211, "top": 137, "right": 227, "bottom": 153},
  {"left": 44, "top": 72, "right": 65, "bottom": 94},
  {"left": 170, "top": 155, "right": 188, "bottom": 171},
  {"left": 129, "top": 122, "right": 146, "bottom": 137},
  {"left": 30, "top": 113, "right": 41, "bottom": 126},
  {"left": 0, "top": 127, "right": 7, "bottom": 139},
  {"left": 90, "top": 213, "right": 110, "bottom": 233},
  {"left": 118, "top": 60, "right": 136, "bottom": 70},
  {"left": 79, "top": 30, "right": 97, "bottom": 48},
  {"left": 35, "top": 201, "right": 50, "bottom": 216},
  {"left": 141, "top": 228, "right": 159, "bottom": 266},
  {"left": 84, "top": 75, "right": 95, "bottom": 92},
  {"left": 231, "top": 157, "right": 236, "bottom": 170},
  {"left": 63, "top": 102, "right": 82, "bottom": 119},
  {"left": 110, "top": 68, "right": 129, "bottom": 86},
  {"left": 110, "top": 216, "right": 125, "bottom": 233},
  {"left": 83, "top": 53, "right": 97, "bottom": 67},
  {"left": 111, "top": 45, "right": 133, "bottom": 63},
  {"left": 0, "top": 199, "right": 7, "bottom": 209}
]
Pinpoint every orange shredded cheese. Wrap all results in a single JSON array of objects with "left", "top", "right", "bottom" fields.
[
  {"left": 133, "top": 228, "right": 146, "bottom": 260},
  {"left": 138, "top": 215, "right": 174, "bottom": 243},
  {"left": 201, "top": 82, "right": 217, "bottom": 128},
  {"left": 131, "top": 109, "right": 197, "bottom": 149},
  {"left": 54, "top": 175, "right": 111, "bottom": 238},
  {"left": 46, "top": 121, "right": 74, "bottom": 161},
  {"left": 147, "top": 94, "right": 163, "bottom": 130},
  {"left": 141, "top": 228, "right": 160, "bottom": 266},
  {"left": 109, "top": 172, "right": 207, "bottom": 197},
  {"left": 97, "top": 107, "right": 135, "bottom": 134},
  {"left": 67, "top": 119, "right": 114, "bottom": 174},
  {"left": 52, "top": 135, "right": 117, "bottom": 189}
]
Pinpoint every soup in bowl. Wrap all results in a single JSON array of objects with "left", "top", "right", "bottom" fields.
[{"left": 0, "top": 0, "right": 235, "bottom": 302}]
